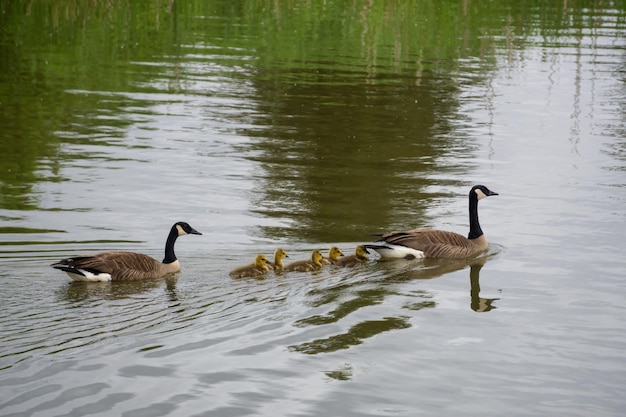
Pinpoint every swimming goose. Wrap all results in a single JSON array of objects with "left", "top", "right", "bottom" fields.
[
  {"left": 320, "top": 246, "right": 344, "bottom": 265},
  {"left": 334, "top": 245, "right": 370, "bottom": 267},
  {"left": 51, "top": 221, "right": 202, "bottom": 281},
  {"left": 284, "top": 250, "right": 324, "bottom": 272},
  {"left": 268, "top": 248, "right": 288, "bottom": 272},
  {"left": 229, "top": 254, "right": 272, "bottom": 278},
  {"left": 366, "top": 185, "right": 498, "bottom": 259}
]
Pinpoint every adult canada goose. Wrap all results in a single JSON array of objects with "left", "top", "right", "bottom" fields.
[
  {"left": 229, "top": 254, "right": 272, "bottom": 278},
  {"left": 284, "top": 250, "right": 324, "bottom": 272},
  {"left": 320, "top": 246, "right": 344, "bottom": 265},
  {"left": 366, "top": 185, "right": 498, "bottom": 259},
  {"left": 51, "top": 222, "right": 202, "bottom": 281},
  {"left": 268, "top": 248, "right": 288, "bottom": 273},
  {"left": 334, "top": 245, "right": 370, "bottom": 267}
]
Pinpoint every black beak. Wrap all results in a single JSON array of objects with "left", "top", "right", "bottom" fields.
[
  {"left": 190, "top": 228, "right": 202, "bottom": 235},
  {"left": 489, "top": 190, "right": 499, "bottom": 196}
]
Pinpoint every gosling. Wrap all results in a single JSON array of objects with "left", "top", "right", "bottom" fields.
[
  {"left": 268, "top": 248, "right": 288, "bottom": 273},
  {"left": 320, "top": 246, "right": 344, "bottom": 265},
  {"left": 334, "top": 245, "right": 370, "bottom": 267},
  {"left": 229, "top": 254, "right": 272, "bottom": 278},
  {"left": 284, "top": 250, "right": 324, "bottom": 272}
]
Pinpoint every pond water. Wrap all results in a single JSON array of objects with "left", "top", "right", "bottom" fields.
[{"left": 1, "top": 1, "right": 625, "bottom": 416}]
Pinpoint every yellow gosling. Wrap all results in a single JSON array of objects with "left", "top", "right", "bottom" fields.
[
  {"left": 320, "top": 246, "right": 344, "bottom": 265},
  {"left": 229, "top": 254, "right": 271, "bottom": 278},
  {"left": 334, "top": 245, "right": 370, "bottom": 267},
  {"left": 268, "top": 248, "right": 288, "bottom": 273},
  {"left": 284, "top": 250, "right": 324, "bottom": 272}
]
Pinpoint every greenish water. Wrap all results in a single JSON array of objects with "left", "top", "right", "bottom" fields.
[{"left": 1, "top": 1, "right": 625, "bottom": 416}]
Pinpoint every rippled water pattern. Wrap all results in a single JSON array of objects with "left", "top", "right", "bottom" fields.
[{"left": 1, "top": 2, "right": 626, "bottom": 417}]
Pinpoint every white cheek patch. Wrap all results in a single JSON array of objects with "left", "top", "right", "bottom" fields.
[
  {"left": 475, "top": 189, "right": 487, "bottom": 200},
  {"left": 176, "top": 224, "right": 187, "bottom": 235}
]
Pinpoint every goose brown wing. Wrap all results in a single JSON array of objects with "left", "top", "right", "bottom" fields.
[
  {"left": 55, "top": 254, "right": 115, "bottom": 274},
  {"left": 379, "top": 229, "right": 468, "bottom": 249},
  {"left": 381, "top": 229, "right": 485, "bottom": 259},
  {"left": 421, "top": 242, "right": 476, "bottom": 259},
  {"left": 70, "top": 252, "right": 162, "bottom": 280}
]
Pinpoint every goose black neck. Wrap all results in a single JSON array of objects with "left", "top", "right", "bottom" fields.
[
  {"left": 163, "top": 225, "right": 179, "bottom": 264},
  {"left": 467, "top": 192, "right": 483, "bottom": 240}
]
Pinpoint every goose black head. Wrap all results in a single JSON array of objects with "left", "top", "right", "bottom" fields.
[
  {"left": 471, "top": 185, "right": 498, "bottom": 200},
  {"left": 175, "top": 222, "right": 202, "bottom": 236}
]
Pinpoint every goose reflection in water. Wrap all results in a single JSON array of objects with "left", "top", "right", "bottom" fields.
[
  {"left": 59, "top": 275, "right": 180, "bottom": 303},
  {"left": 468, "top": 259, "right": 499, "bottom": 312},
  {"left": 376, "top": 250, "right": 500, "bottom": 312}
]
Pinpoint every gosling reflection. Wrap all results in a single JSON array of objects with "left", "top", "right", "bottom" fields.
[
  {"left": 290, "top": 283, "right": 430, "bottom": 354},
  {"left": 290, "top": 316, "right": 411, "bottom": 354},
  {"left": 289, "top": 254, "right": 499, "bottom": 354}
]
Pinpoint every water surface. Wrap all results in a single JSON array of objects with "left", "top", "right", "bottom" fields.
[{"left": 1, "top": 2, "right": 625, "bottom": 416}]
